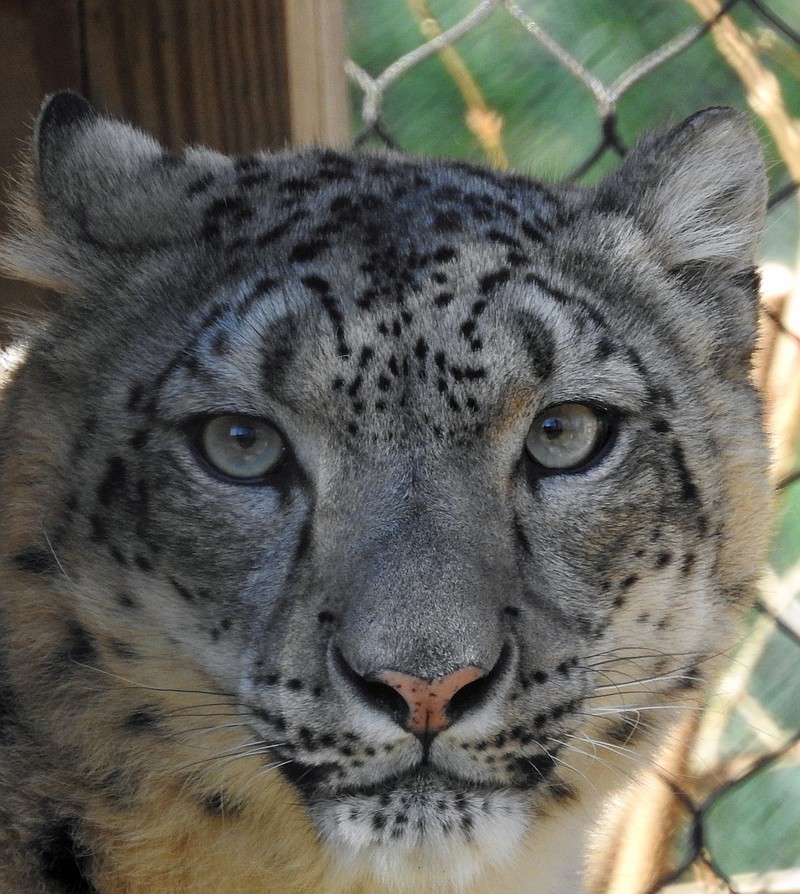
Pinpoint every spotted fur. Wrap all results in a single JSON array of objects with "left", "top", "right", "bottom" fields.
[{"left": 0, "top": 93, "right": 770, "bottom": 894}]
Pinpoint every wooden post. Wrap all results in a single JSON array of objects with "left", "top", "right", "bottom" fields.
[{"left": 284, "top": 0, "right": 350, "bottom": 147}]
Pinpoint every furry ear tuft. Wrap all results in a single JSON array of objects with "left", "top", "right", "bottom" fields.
[
  {"left": 33, "top": 91, "right": 166, "bottom": 237},
  {"left": 35, "top": 91, "right": 98, "bottom": 163},
  {"left": 596, "top": 108, "right": 767, "bottom": 269},
  {"left": 0, "top": 93, "right": 192, "bottom": 294}
]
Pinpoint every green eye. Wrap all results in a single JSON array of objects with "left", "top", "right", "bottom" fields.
[
  {"left": 525, "top": 403, "right": 609, "bottom": 472},
  {"left": 198, "top": 415, "right": 284, "bottom": 481}
]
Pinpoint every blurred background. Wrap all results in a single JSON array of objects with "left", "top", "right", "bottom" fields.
[{"left": 0, "top": 1, "right": 798, "bottom": 890}]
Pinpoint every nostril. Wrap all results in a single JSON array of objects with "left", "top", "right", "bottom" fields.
[
  {"left": 445, "top": 642, "right": 511, "bottom": 723},
  {"left": 332, "top": 648, "right": 410, "bottom": 726},
  {"left": 446, "top": 672, "right": 494, "bottom": 722}
]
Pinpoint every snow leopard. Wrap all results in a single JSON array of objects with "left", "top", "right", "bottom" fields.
[{"left": 0, "top": 92, "right": 770, "bottom": 894}]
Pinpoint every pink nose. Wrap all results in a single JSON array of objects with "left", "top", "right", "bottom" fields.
[{"left": 375, "top": 666, "right": 487, "bottom": 734}]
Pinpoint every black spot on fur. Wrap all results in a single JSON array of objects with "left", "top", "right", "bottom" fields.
[
  {"left": 65, "top": 623, "right": 97, "bottom": 666},
  {"left": 170, "top": 578, "right": 197, "bottom": 603},
  {"left": 671, "top": 442, "right": 699, "bottom": 502},
  {"left": 109, "top": 640, "right": 138, "bottom": 660},
  {"left": 279, "top": 759, "right": 338, "bottom": 796},
  {"left": 478, "top": 269, "right": 511, "bottom": 294},
  {"left": 205, "top": 196, "right": 253, "bottom": 226},
  {"left": 12, "top": 546, "right": 59, "bottom": 576},
  {"left": 605, "top": 714, "right": 642, "bottom": 745},
  {"left": 124, "top": 707, "right": 161, "bottom": 732},
  {"left": 434, "top": 210, "right": 461, "bottom": 231},
  {"left": 36, "top": 818, "right": 96, "bottom": 894},
  {"left": 347, "top": 375, "right": 362, "bottom": 398},
  {"left": 129, "top": 429, "right": 148, "bottom": 450},
  {"left": 238, "top": 169, "right": 273, "bottom": 189},
  {"left": 203, "top": 791, "right": 243, "bottom": 817},
  {"left": 521, "top": 219, "right": 549, "bottom": 242},
  {"left": 548, "top": 781, "right": 576, "bottom": 802},
  {"left": 97, "top": 456, "right": 127, "bottom": 508},
  {"left": 210, "top": 330, "right": 230, "bottom": 356},
  {"left": 290, "top": 518, "right": 313, "bottom": 572},
  {"left": 126, "top": 383, "right": 145, "bottom": 412},
  {"left": 433, "top": 246, "right": 457, "bottom": 263},
  {"left": 513, "top": 514, "right": 531, "bottom": 555},
  {"left": 434, "top": 291, "right": 454, "bottom": 308},
  {"left": 519, "top": 319, "right": 556, "bottom": 380},
  {"left": 676, "top": 666, "right": 703, "bottom": 692},
  {"left": 513, "top": 751, "right": 557, "bottom": 787},
  {"left": 186, "top": 172, "right": 216, "bottom": 198},
  {"left": 485, "top": 229, "right": 521, "bottom": 249},
  {"left": 134, "top": 554, "right": 153, "bottom": 572},
  {"left": 595, "top": 336, "right": 615, "bottom": 360},
  {"left": 653, "top": 417, "right": 671, "bottom": 434},
  {"left": 116, "top": 592, "right": 138, "bottom": 610},
  {"left": 289, "top": 240, "right": 328, "bottom": 263},
  {"left": 256, "top": 220, "right": 293, "bottom": 246},
  {"left": 108, "top": 545, "right": 127, "bottom": 567},
  {"left": 655, "top": 551, "right": 673, "bottom": 568}
]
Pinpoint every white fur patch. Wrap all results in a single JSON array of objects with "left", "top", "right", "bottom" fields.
[{"left": 315, "top": 775, "right": 530, "bottom": 892}]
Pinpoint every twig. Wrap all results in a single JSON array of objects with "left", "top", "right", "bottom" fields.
[{"left": 404, "top": 0, "right": 509, "bottom": 168}]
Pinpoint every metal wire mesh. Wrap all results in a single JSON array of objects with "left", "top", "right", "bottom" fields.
[{"left": 347, "top": 2, "right": 800, "bottom": 891}]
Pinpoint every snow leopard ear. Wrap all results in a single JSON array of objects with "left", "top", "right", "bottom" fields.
[
  {"left": 2, "top": 92, "right": 219, "bottom": 292},
  {"left": 596, "top": 107, "right": 767, "bottom": 269},
  {"left": 33, "top": 91, "right": 167, "bottom": 236}
]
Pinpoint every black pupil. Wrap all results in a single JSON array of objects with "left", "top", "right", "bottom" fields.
[
  {"left": 230, "top": 424, "right": 257, "bottom": 449},
  {"left": 542, "top": 418, "right": 563, "bottom": 441}
]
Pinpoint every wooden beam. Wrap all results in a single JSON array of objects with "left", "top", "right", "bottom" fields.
[
  {"left": 83, "top": 0, "right": 293, "bottom": 153},
  {"left": 82, "top": 0, "right": 349, "bottom": 153},
  {"left": 284, "top": 0, "right": 350, "bottom": 146}
]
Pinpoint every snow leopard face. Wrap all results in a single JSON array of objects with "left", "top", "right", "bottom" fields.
[{"left": 0, "top": 94, "right": 769, "bottom": 893}]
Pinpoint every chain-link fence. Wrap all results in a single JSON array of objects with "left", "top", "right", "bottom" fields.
[{"left": 347, "top": 2, "right": 800, "bottom": 891}]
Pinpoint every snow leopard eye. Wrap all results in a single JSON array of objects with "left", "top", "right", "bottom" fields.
[
  {"left": 525, "top": 403, "right": 610, "bottom": 473},
  {"left": 197, "top": 415, "right": 285, "bottom": 482}
]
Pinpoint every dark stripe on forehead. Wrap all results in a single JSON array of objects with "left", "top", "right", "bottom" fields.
[
  {"left": 521, "top": 270, "right": 672, "bottom": 400},
  {"left": 518, "top": 315, "right": 556, "bottom": 380},
  {"left": 142, "top": 276, "right": 295, "bottom": 414},
  {"left": 523, "top": 271, "right": 606, "bottom": 329},
  {"left": 670, "top": 441, "right": 700, "bottom": 504}
]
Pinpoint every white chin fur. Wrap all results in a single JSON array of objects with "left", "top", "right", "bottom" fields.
[{"left": 316, "top": 785, "right": 530, "bottom": 892}]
